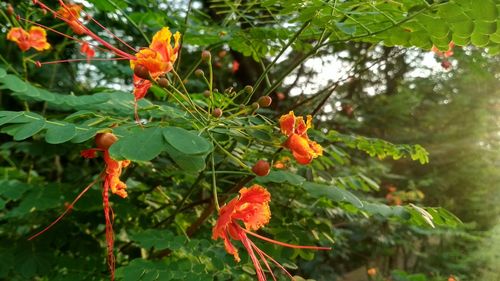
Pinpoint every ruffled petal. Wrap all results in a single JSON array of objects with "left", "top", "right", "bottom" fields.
[{"left": 279, "top": 111, "right": 295, "bottom": 137}]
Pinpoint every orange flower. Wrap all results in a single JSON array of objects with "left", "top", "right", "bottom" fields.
[
  {"left": 213, "top": 185, "right": 330, "bottom": 281},
  {"left": 31, "top": 1, "right": 182, "bottom": 121},
  {"left": 279, "top": 111, "right": 323, "bottom": 165},
  {"left": 6, "top": 26, "right": 51, "bottom": 52},
  {"left": 130, "top": 27, "right": 181, "bottom": 100},
  {"left": 57, "top": 3, "right": 85, "bottom": 34}
]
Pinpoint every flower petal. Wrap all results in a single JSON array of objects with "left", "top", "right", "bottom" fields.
[{"left": 279, "top": 111, "right": 295, "bottom": 137}]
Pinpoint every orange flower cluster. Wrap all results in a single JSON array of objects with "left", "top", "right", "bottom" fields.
[
  {"left": 279, "top": 111, "right": 323, "bottom": 164},
  {"left": 130, "top": 27, "right": 181, "bottom": 100},
  {"left": 31, "top": 1, "right": 181, "bottom": 102},
  {"left": 213, "top": 185, "right": 330, "bottom": 281},
  {"left": 6, "top": 26, "right": 50, "bottom": 52}
]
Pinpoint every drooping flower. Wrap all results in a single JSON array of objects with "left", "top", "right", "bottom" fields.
[
  {"left": 29, "top": 1, "right": 181, "bottom": 119},
  {"left": 213, "top": 185, "right": 330, "bottom": 281},
  {"left": 29, "top": 133, "right": 130, "bottom": 281},
  {"left": 6, "top": 26, "right": 51, "bottom": 52},
  {"left": 279, "top": 111, "right": 323, "bottom": 165}
]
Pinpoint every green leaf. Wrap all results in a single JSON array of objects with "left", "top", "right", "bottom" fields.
[
  {"left": 164, "top": 143, "right": 207, "bottom": 172},
  {"left": 163, "top": 127, "right": 211, "bottom": 155},
  {"left": 44, "top": 123, "right": 77, "bottom": 144},
  {"left": 0, "top": 180, "right": 31, "bottom": 200},
  {"left": 256, "top": 171, "right": 306, "bottom": 186},
  {"left": 12, "top": 119, "right": 46, "bottom": 141},
  {"left": 302, "top": 182, "right": 363, "bottom": 208},
  {"left": 129, "top": 229, "right": 185, "bottom": 251},
  {"left": 0, "top": 74, "right": 28, "bottom": 92},
  {"left": 109, "top": 127, "right": 165, "bottom": 161}
]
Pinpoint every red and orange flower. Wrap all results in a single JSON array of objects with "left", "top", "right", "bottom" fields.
[
  {"left": 6, "top": 26, "right": 51, "bottom": 52},
  {"left": 279, "top": 111, "right": 323, "bottom": 165},
  {"left": 213, "top": 185, "right": 330, "bottom": 281},
  {"left": 30, "top": 1, "right": 182, "bottom": 120}
]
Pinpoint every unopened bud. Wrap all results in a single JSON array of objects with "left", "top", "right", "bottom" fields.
[
  {"left": 95, "top": 133, "right": 118, "bottom": 150},
  {"left": 251, "top": 102, "right": 260, "bottom": 111},
  {"left": 6, "top": 4, "right": 14, "bottom": 16},
  {"left": 244, "top": 85, "right": 253, "bottom": 94},
  {"left": 212, "top": 108, "right": 222, "bottom": 118},
  {"left": 218, "top": 50, "right": 227, "bottom": 58},
  {"left": 34, "top": 61, "right": 42, "bottom": 68},
  {"left": 258, "top": 96, "right": 272, "bottom": 107},
  {"left": 194, "top": 69, "right": 204, "bottom": 77},
  {"left": 252, "top": 160, "right": 270, "bottom": 177},
  {"left": 203, "top": 90, "right": 211, "bottom": 98},
  {"left": 201, "top": 50, "right": 211, "bottom": 63},
  {"left": 134, "top": 65, "right": 150, "bottom": 80},
  {"left": 157, "top": 77, "right": 169, "bottom": 88}
]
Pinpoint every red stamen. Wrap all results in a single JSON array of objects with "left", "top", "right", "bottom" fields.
[
  {"left": 251, "top": 242, "right": 294, "bottom": 279},
  {"left": 38, "top": 57, "right": 130, "bottom": 66},
  {"left": 18, "top": 16, "right": 122, "bottom": 57},
  {"left": 239, "top": 231, "right": 266, "bottom": 281},
  {"left": 242, "top": 228, "right": 332, "bottom": 251},
  {"left": 28, "top": 177, "right": 100, "bottom": 241},
  {"left": 251, "top": 241, "right": 277, "bottom": 281},
  {"left": 35, "top": 0, "right": 134, "bottom": 60},
  {"left": 87, "top": 16, "right": 138, "bottom": 53}
]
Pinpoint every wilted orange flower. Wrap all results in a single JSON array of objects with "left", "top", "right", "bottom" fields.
[
  {"left": 367, "top": 267, "right": 377, "bottom": 276},
  {"left": 6, "top": 26, "right": 50, "bottom": 52},
  {"left": 279, "top": 111, "right": 323, "bottom": 165},
  {"left": 213, "top": 185, "right": 330, "bottom": 281},
  {"left": 29, "top": 133, "right": 130, "bottom": 281},
  {"left": 57, "top": 3, "right": 85, "bottom": 34}
]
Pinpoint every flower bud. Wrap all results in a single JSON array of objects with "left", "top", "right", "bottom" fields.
[
  {"left": 218, "top": 50, "right": 227, "bottom": 58},
  {"left": 212, "top": 108, "right": 222, "bottom": 118},
  {"left": 201, "top": 50, "right": 211, "bottom": 63},
  {"left": 252, "top": 160, "right": 270, "bottom": 177},
  {"left": 244, "top": 85, "right": 253, "bottom": 94},
  {"left": 95, "top": 133, "right": 118, "bottom": 150},
  {"left": 203, "top": 90, "right": 211, "bottom": 98},
  {"left": 251, "top": 102, "right": 260, "bottom": 111},
  {"left": 134, "top": 65, "right": 150, "bottom": 80},
  {"left": 194, "top": 69, "right": 204, "bottom": 77},
  {"left": 6, "top": 4, "right": 14, "bottom": 16},
  {"left": 157, "top": 77, "right": 169, "bottom": 88},
  {"left": 258, "top": 96, "right": 272, "bottom": 107}
]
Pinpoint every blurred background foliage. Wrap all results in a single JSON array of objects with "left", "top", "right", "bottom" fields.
[{"left": 0, "top": 0, "right": 499, "bottom": 281}]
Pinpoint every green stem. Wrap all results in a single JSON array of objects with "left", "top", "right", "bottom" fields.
[{"left": 211, "top": 153, "right": 220, "bottom": 212}]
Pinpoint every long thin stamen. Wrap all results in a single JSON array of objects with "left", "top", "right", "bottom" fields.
[
  {"left": 18, "top": 16, "right": 127, "bottom": 57},
  {"left": 57, "top": 0, "right": 134, "bottom": 59},
  {"left": 251, "top": 242, "right": 294, "bottom": 279},
  {"left": 34, "top": 0, "right": 134, "bottom": 60},
  {"left": 242, "top": 228, "right": 332, "bottom": 251},
  {"left": 28, "top": 177, "right": 100, "bottom": 241},
  {"left": 239, "top": 231, "right": 266, "bottom": 281},
  {"left": 251, "top": 241, "right": 277, "bottom": 281},
  {"left": 87, "top": 16, "right": 138, "bottom": 53},
  {"left": 38, "top": 57, "right": 130, "bottom": 65}
]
